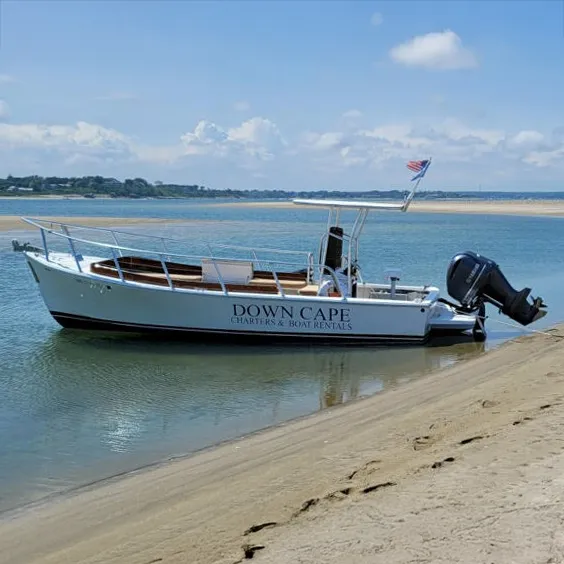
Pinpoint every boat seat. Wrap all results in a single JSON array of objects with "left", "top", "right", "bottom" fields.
[
  {"left": 90, "top": 262, "right": 287, "bottom": 294},
  {"left": 104, "top": 256, "right": 203, "bottom": 276},
  {"left": 254, "top": 270, "right": 309, "bottom": 282},
  {"left": 298, "top": 284, "right": 320, "bottom": 296},
  {"left": 93, "top": 257, "right": 309, "bottom": 283},
  {"left": 252, "top": 277, "right": 306, "bottom": 289}
]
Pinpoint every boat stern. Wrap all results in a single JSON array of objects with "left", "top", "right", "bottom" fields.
[{"left": 427, "top": 300, "right": 477, "bottom": 336}]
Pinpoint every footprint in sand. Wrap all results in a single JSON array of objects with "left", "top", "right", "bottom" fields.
[
  {"left": 291, "top": 498, "right": 319, "bottom": 517},
  {"left": 413, "top": 435, "right": 434, "bottom": 450},
  {"left": 242, "top": 544, "right": 265, "bottom": 559},
  {"left": 362, "top": 481, "right": 396, "bottom": 494},
  {"left": 459, "top": 435, "right": 484, "bottom": 445},
  {"left": 431, "top": 456, "right": 455, "bottom": 469},
  {"left": 347, "top": 459, "right": 381, "bottom": 480},
  {"left": 513, "top": 416, "right": 533, "bottom": 426},
  {"left": 325, "top": 487, "right": 354, "bottom": 501},
  {"left": 244, "top": 522, "right": 278, "bottom": 536},
  {"left": 480, "top": 399, "right": 499, "bottom": 409}
]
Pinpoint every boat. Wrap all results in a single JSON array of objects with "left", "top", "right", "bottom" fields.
[{"left": 19, "top": 159, "right": 547, "bottom": 345}]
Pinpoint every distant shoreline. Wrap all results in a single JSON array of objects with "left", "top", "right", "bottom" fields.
[
  {"left": 2, "top": 193, "right": 564, "bottom": 205},
  {"left": 204, "top": 199, "right": 564, "bottom": 217},
  {"left": 3, "top": 200, "right": 564, "bottom": 231},
  {"left": 1, "top": 173, "right": 563, "bottom": 201}
]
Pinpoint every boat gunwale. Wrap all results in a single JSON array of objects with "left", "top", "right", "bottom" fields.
[
  {"left": 21, "top": 215, "right": 365, "bottom": 298},
  {"left": 26, "top": 251, "right": 441, "bottom": 307}
]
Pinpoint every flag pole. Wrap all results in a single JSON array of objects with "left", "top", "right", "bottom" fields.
[{"left": 401, "top": 157, "right": 432, "bottom": 212}]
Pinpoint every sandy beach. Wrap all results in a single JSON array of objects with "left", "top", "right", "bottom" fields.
[
  {"left": 1, "top": 326, "right": 563, "bottom": 564},
  {"left": 207, "top": 199, "right": 564, "bottom": 218},
  {"left": 0, "top": 216, "right": 185, "bottom": 232}
]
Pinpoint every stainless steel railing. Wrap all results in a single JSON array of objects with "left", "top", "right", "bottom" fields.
[{"left": 22, "top": 218, "right": 347, "bottom": 299}]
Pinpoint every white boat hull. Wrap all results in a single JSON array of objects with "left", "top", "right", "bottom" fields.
[{"left": 25, "top": 252, "right": 476, "bottom": 345}]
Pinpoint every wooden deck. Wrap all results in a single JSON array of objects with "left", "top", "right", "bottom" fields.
[{"left": 90, "top": 256, "right": 322, "bottom": 295}]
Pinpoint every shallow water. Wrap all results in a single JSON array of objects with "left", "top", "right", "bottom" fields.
[{"left": 1, "top": 199, "right": 563, "bottom": 512}]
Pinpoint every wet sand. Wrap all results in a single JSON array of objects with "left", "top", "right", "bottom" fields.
[
  {"left": 208, "top": 199, "right": 564, "bottom": 217},
  {"left": 0, "top": 216, "right": 185, "bottom": 232},
  {"left": 1, "top": 326, "right": 563, "bottom": 564}
]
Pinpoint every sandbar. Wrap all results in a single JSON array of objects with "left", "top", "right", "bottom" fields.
[
  {"left": 1, "top": 326, "right": 563, "bottom": 564},
  {"left": 207, "top": 199, "right": 564, "bottom": 218}
]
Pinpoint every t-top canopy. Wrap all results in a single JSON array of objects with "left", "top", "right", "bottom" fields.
[{"left": 292, "top": 198, "right": 406, "bottom": 211}]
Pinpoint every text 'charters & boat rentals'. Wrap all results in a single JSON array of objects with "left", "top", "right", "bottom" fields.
[{"left": 20, "top": 159, "right": 547, "bottom": 345}]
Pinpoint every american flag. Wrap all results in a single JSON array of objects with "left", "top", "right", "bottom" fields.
[
  {"left": 406, "top": 159, "right": 429, "bottom": 173},
  {"left": 406, "top": 159, "right": 431, "bottom": 181}
]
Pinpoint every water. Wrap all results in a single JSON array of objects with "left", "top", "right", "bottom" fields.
[{"left": 1, "top": 198, "right": 564, "bottom": 514}]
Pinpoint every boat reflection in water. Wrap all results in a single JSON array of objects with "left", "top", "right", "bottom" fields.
[
  {"left": 3, "top": 330, "right": 487, "bottom": 513},
  {"left": 318, "top": 334, "right": 486, "bottom": 409},
  {"left": 29, "top": 330, "right": 488, "bottom": 451}
]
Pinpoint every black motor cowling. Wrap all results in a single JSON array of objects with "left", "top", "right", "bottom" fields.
[{"left": 446, "top": 251, "right": 547, "bottom": 326}]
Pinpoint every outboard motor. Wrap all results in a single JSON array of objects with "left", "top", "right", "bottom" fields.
[{"left": 446, "top": 251, "right": 547, "bottom": 326}]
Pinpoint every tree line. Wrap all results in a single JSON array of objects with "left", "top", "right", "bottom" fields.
[
  {"left": 0, "top": 174, "right": 418, "bottom": 199},
  {"left": 2, "top": 174, "right": 549, "bottom": 200}
]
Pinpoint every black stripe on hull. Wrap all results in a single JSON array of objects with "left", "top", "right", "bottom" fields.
[{"left": 50, "top": 311, "right": 430, "bottom": 346}]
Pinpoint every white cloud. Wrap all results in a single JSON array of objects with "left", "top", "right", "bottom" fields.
[
  {"left": 508, "top": 130, "right": 545, "bottom": 148},
  {"left": 433, "top": 119, "right": 504, "bottom": 146},
  {"left": 0, "top": 121, "right": 133, "bottom": 158},
  {"left": 233, "top": 100, "right": 251, "bottom": 112},
  {"left": 370, "top": 12, "right": 383, "bottom": 26},
  {"left": 524, "top": 148, "right": 564, "bottom": 168},
  {"left": 182, "top": 120, "right": 229, "bottom": 146},
  {"left": 228, "top": 117, "right": 286, "bottom": 159},
  {"left": 342, "top": 109, "right": 363, "bottom": 119},
  {"left": 0, "top": 74, "right": 16, "bottom": 84},
  {"left": 301, "top": 131, "right": 346, "bottom": 152},
  {"left": 0, "top": 116, "right": 287, "bottom": 170},
  {"left": 0, "top": 115, "right": 562, "bottom": 188},
  {"left": 179, "top": 117, "right": 286, "bottom": 162},
  {"left": 389, "top": 30, "right": 477, "bottom": 70},
  {"left": 0, "top": 101, "right": 9, "bottom": 121},
  {"left": 300, "top": 119, "right": 564, "bottom": 174}
]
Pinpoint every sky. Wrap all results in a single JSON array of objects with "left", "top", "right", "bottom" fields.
[{"left": 0, "top": 0, "right": 563, "bottom": 192}]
